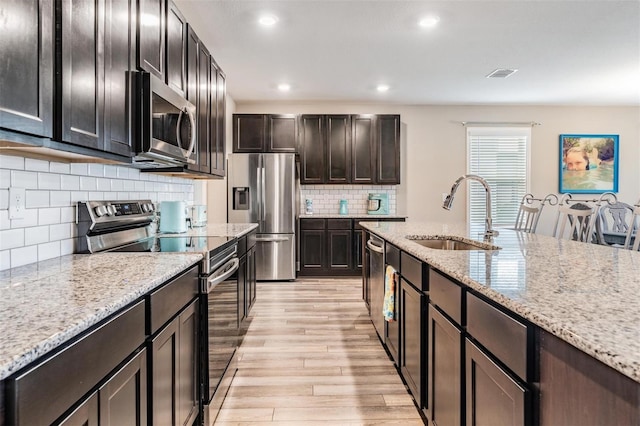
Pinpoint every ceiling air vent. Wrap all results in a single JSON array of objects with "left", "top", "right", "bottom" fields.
[{"left": 486, "top": 68, "right": 518, "bottom": 78}]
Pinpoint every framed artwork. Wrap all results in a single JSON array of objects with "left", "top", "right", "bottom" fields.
[{"left": 559, "top": 134, "right": 619, "bottom": 194}]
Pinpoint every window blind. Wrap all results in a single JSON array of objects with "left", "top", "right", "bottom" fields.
[{"left": 467, "top": 127, "right": 530, "bottom": 227}]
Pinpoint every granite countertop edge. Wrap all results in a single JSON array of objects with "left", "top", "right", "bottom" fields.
[
  {"left": 360, "top": 221, "right": 640, "bottom": 384},
  {"left": 299, "top": 214, "right": 407, "bottom": 219}
]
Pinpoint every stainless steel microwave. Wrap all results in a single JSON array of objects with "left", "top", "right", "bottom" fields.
[{"left": 133, "top": 72, "right": 196, "bottom": 167}]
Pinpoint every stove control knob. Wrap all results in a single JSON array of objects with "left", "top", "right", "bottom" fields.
[
  {"left": 142, "top": 203, "right": 153, "bottom": 213},
  {"left": 106, "top": 205, "right": 117, "bottom": 216},
  {"left": 94, "top": 206, "right": 108, "bottom": 217}
]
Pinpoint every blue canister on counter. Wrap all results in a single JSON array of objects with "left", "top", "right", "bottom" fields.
[
  {"left": 305, "top": 198, "right": 313, "bottom": 214},
  {"left": 339, "top": 199, "right": 348, "bottom": 215}
]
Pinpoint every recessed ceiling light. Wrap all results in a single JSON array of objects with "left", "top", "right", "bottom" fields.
[
  {"left": 278, "top": 83, "right": 291, "bottom": 92},
  {"left": 419, "top": 15, "right": 440, "bottom": 28},
  {"left": 258, "top": 14, "right": 278, "bottom": 26},
  {"left": 376, "top": 84, "right": 390, "bottom": 92}
]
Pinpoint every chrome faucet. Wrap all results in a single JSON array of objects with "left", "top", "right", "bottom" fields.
[{"left": 443, "top": 174, "right": 499, "bottom": 241}]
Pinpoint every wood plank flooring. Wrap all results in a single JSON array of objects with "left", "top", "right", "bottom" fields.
[{"left": 214, "top": 277, "right": 425, "bottom": 425}]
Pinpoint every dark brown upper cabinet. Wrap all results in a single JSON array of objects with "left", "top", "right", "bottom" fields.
[
  {"left": 59, "top": 0, "right": 105, "bottom": 151},
  {"left": 232, "top": 114, "right": 298, "bottom": 153},
  {"left": 185, "top": 24, "right": 200, "bottom": 172},
  {"left": 299, "top": 114, "right": 400, "bottom": 185},
  {"left": 138, "top": 0, "right": 165, "bottom": 80},
  {"left": 166, "top": 0, "right": 186, "bottom": 97},
  {"left": 103, "top": 0, "right": 137, "bottom": 158},
  {"left": 195, "top": 43, "right": 211, "bottom": 174},
  {"left": 299, "top": 115, "right": 326, "bottom": 184},
  {"left": 211, "top": 64, "right": 226, "bottom": 177},
  {"left": 0, "top": 0, "right": 54, "bottom": 139},
  {"left": 351, "top": 115, "right": 375, "bottom": 184},
  {"left": 376, "top": 115, "right": 401, "bottom": 184}
]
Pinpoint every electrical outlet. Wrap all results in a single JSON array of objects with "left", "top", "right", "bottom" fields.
[{"left": 9, "top": 187, "right": 26, "bottom": 219}]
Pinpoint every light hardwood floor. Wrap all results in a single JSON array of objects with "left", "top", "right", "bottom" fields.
[{"left": 214, "top": 277, "right": 425, "bottom": 425}]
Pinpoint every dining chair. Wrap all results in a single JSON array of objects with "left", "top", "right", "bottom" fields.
[
  {"left": 624, "top": 204, "right": 640, "bottom": 251},
  {"left": 595, "top": 201, "right": 635, "bottom": 246},
  {"left": 553, "top": 202, "right": 598, "bottom": 242},
  {"left": 514, "top": 193, "right": 558, "bottom": 233}
]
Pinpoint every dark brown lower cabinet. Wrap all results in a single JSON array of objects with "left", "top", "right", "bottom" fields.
[
  {"left": 465, "top": 339, "right": 526, "bottom": 426},
  {"left": 399, "top": 278, "right": 424, "bottom": 406},
  {"left": 428, "top": 303, "right": 463, "bottom": 426},
  {"left": 328, "top": 229, "right": 352, "bottom": 270},
  {"left": 300, "top": 229, "right": 325, "bottom": 272},
  {"left": 100, "top": 349, "right": 148, "bottom": 426},
  {"left": 59, "top": 391, "right": 98, "bottom": 426},
  {"left": 150, "top": 299, "right": 199, "bottom": 426}
]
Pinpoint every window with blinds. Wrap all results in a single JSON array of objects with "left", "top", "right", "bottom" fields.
[{"left": 467, "top": 127, "right": 530, "bottom": 227}]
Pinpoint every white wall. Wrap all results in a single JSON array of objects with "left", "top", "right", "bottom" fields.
[{"left": 236, "top": 102, "right": 640, "bottom": 235}]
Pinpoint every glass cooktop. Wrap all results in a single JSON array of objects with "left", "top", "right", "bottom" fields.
[{"left": 109, "top": 235, "right": 235, "bottom": 254}]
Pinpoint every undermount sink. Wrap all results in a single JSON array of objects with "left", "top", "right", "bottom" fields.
[{"left": 407, "top": 237, "right": 498, "bottom": 251}]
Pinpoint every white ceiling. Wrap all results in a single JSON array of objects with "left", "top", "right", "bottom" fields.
[{"left": 175, "top": 0, "right": 640, "bottom": 106}]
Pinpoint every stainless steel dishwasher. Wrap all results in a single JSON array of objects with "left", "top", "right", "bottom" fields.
[{"left": 366, "top": 234, "right": 385, "bottom": 339}]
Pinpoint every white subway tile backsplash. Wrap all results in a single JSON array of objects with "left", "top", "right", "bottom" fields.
[
  {"left": 26, "top": 190, "right": 50, "bottom": 208},
  {"left": 11, "top": 245, "right": 38, "bottom": 268},
  {"left": 25, "top": 226, "right": 49, "bottom": 246},
  {"left": 0, "top": 210, "right": 10, "bottom": 230},
  {"left": 11, "top": 170, "right": 38, "bottom": 189},
  {"left": 61, "top": 206, "right": 75, "bottom": 223},
  {"left": 61, "top": 238, "right": 75, "bottom": 255},
  {"left": 38, "top": 172, "right": 61, "bottom": 190},
  {"left": 0, "top": 229, "right": 25, "bottom": 250},
  {"left": 25, "top": 158, "right": 49, "bottom": 172},
  {"left": 70, "top": 163, "right": 88, "bottom": 175},
  {"left": 0, "top": 250, "right": 10, "bottom": 271},
  {"left": 39, "top": 207, "right": 61, "bottom": 225},
  {"left": 300, "top": 184, "right": 397, "bottom": 215},
  {"left": 87, "top": 164, "right": 104, "bottom": 177},
  {"left": 50, "top": 223, "right": 72, "bottom": 241},
  {"left": 50, "top": 162, "right": 71, "bottom": 174},
  {"left": 61, "top": 174, "right": 80, "bottom": 190},
  {"left": 10, "top": 208, "right": 38, "bottom": 228},
  {"left": 96, "top": 178, "right": 111, "bottom": 191},
  {"left": 0, "top": 154, "right": 25, "bottom": 170},
  {"left": 0, "top": 169, "right": 10, "bottom": 189},
  {"left": 0, "top": 189, "right": 8, "bottom": 210},
  {"left": 38, "top": 241, "right": 60, "bottom": 261},
  {"left": 80, "top": 176, "right": 97, "bottom": 191},
  {"left": 1, "top": 155, "right": 195, "bottom": 269},
  {"left": 51, "top": 191, "right": 71, "bottom": 207}
]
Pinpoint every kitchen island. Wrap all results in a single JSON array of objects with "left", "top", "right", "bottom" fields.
[{"left": 361, "top": 221, "right": 639, "bottom": 425}]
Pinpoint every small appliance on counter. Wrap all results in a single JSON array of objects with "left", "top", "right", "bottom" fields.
[
  {"left": 367, "top": 193, "right": 389, "bottom": 215},
  {"left": 159, "top": 201, "right": 188, "bottom": 233},
  {"left": 191, "top": 205, "right": 208, "bottom": 227}
]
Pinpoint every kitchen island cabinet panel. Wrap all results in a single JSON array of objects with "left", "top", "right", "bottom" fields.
[
  {"left": 465, "top": 339, "right": 527, "bottom": 426},
  {"left": 539, "top": 330, "right": 640, "bottom": 426},
  {"left": 58, "top": 391, "right": 98, "bottom": 426},
  {"left": 400, "top": 278, "right": 425, "bottom": 407},
  {"left": 428, "top": 303, "right": 463, "bottom": 426},
  {"left": 0, "top": 0, "right": 54, "bottom": 138}
]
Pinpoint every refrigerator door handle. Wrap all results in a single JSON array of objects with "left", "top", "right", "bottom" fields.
[
  {"left": 256, "top": 160, "right": 262, "bottom": 228},
  {"left": 256, "top": 236, "right": 290, "bottom": 243},
  {"left": 261, "top": 166, "right": 266, "bottom": 223}
]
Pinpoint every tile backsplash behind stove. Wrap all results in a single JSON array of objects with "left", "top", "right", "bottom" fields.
[
  {"left": 0, "top": 155, "right": 195, "bottom": 271},
  {"left": 300, "top": 185, "right": 396, "bottom": 215}
]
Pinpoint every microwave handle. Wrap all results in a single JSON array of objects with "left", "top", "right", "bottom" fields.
[{"left": 176, "top": 107, "right": 196, "bottom": 158}]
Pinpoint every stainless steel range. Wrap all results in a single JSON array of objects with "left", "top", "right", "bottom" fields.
[{"left": 76, "top": 200, "right": 241, "bottom": 425}]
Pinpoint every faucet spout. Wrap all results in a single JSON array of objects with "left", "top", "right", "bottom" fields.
[{"left": 442, "top": 174, "right": 499, "bottom": 242}]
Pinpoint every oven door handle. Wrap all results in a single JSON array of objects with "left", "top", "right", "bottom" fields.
[
  {"left": 366, "top": 239, "right": 384, "bottom": 254},
  {"left": 206, "top": 257, "right": 240, "bottom": 293}
]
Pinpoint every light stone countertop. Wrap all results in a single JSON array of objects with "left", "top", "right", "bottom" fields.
[
  {"left": 360, "top": 221, "right": 640, "bottom": 383},
  {"left": 159, "top": 223, "right": 259, "bottom": 238},
  {"left": 0, "top": 252, "right": 203, "bottom": 380}
]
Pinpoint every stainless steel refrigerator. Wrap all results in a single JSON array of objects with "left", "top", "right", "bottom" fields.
[{"left": 227, "top": 153, "right": 297, "bottom": 280}]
